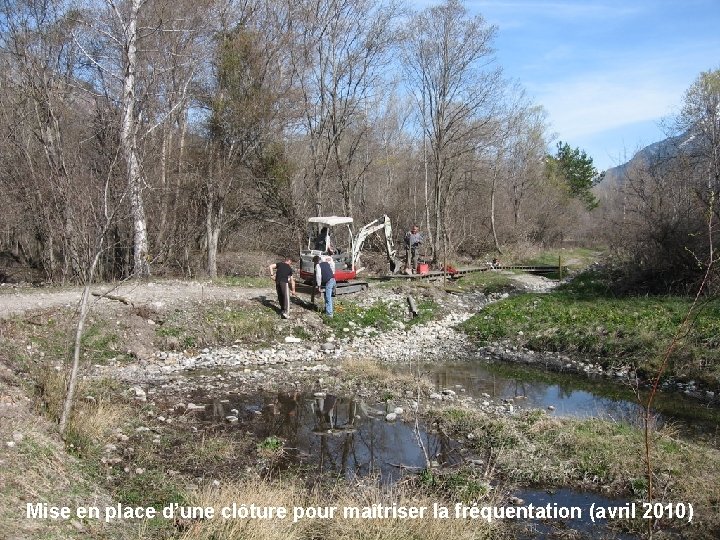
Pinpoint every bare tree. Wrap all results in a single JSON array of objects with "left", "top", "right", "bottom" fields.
[
  {"left": 600, "top": 69, "right": 720, "bottom": 292},
  {"left": 286, "top": 0, "right": 401, "bottom": 218},
  {"left": 506, "top": 104, "right": 549, "bottom": 230},
  {"left": 403, "top": 0, "right": 501, "bottom": 260},
  {"left": 0, "top": 0, "right": 88, "bottom": 281},
  {"left": 114, "top": 0, "right": 150, "bottom": 276},
  {"left": 676, "top": 69, "right": 720, "bottom": 218},
  {"left": 197, "top": 0, "right": 298, "bottom": 277}
]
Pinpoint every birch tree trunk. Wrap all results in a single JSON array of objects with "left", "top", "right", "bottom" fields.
[
  {"left": 206, "top": 192, "right": 223, "bottom": 279},
  {"left": 119, "top": 0, "right": 150, "bottom": 277},
  {"left": 490, "top": 167, "right": 502, "bottom": 253}
]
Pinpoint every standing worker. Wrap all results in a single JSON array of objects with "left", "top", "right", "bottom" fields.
[
  {"left": 404, "top": 224, "right": 423, "bottom": 273},
  {"left": 313, "top": 255, "right": 336, "bottom": 317},
  {"left": 269, "top": 256, "right": 296, "bottom": 319}
]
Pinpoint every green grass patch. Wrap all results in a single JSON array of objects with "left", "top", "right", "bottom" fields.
[
  {"left": 519, "top": 247, "right": 601, "bottom": 271},
  {"left": 434, "top": 408, "right": 720, "bottom": 530},
  {"left": 452, "top": 271, "right": 515, "bottom": 294},
  {"left": 323, "top": 298, "right": 439, "bottom": 333},
  {"left": 157, "top": 302, "right": 279, "bottom": 348},
  {"left": 80, "top": 323, "right": 130, "bottom": 364},
  {"left": 407, "top": 299, "right": 438, "bottom": 327},
  {"left": 419, "top": 468, "right": 491, "bottom": 503},
  {"left": 257, "top": 435, "right": 284, "bottom": 451},
  {"left": 114, "top": 468, "right": 187, "bottom": 508},
  {"left": 460, "top": 281, "right": 720, "bottom": 383}
]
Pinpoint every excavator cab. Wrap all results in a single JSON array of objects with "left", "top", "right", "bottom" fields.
[
  {"left": 299, "top": 215, "right": 401, "bottom": 291},
  {"left": 300, "top": 217, "right": 356, "bottom": 284}
]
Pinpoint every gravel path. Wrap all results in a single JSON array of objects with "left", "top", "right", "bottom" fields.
[{"left": 0, "top": 280, "right": 275, "bottom": 318}]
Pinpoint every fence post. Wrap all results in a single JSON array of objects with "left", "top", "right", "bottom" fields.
[{"left": 558, "top": 254, "right": 563, "bottom": 280}]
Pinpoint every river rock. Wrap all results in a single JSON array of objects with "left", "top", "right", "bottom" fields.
[{"left": 130, "top": 386, "right": 147, "bottom": 401}]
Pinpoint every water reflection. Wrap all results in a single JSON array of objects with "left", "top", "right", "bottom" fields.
[
  {"left": 430, "top": 361, "right": 718, "bottom": 437},
  {"left": 432, "top": 363, "right": 646, "bottom": 422},
  {"left": 197, "top": 391, "right": 455, "bottom": 482},
  {"left": 515, "top": 488, "right": 638, "bottom": 540}
]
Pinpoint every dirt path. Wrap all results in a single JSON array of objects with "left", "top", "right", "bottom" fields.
[
  {"left": 0, "top": 272, "right": 560, "bottom": 319},
  {"left": 0, "top": 280, "right": 277, "bottom": 319}
]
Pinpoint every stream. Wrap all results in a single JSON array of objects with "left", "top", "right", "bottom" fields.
[
  {"left": 130, "top": 282, "right": 719, "bottom": 539},
  {"left": 156, "top": 354, "right": 720, "bottom": 481},
  {"left": 427, "top": 360, "right": 720, "bottom": 440},
  {"left": 147, "top": 354, "right": 719, "bottom": 540}
]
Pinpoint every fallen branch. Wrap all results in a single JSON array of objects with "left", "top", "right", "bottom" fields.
[{"left": 91, "top": 291, "right": 133, "bottom": 306}]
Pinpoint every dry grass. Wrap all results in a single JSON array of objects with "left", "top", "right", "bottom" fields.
[
  {"left": 0, "top": 375, "right": 135, "bottom": 540},
  {"left": 69, "top": 399, "right": 132, "bottom": 446},
  {"left": 436, "top": 407, "right": 720, "bottom": 536},
  {"left": 179, "top": 478, "right": 504, "bottom": 540},
  {"left": 341, "top": 358, "right": 429, "bottom": 389}
]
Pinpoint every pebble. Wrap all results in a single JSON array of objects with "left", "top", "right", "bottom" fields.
[{"left": 130, "top": 386, "right": 147, "bottom": 401}]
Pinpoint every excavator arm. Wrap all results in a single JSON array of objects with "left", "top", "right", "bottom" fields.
[{"left": 352, "top": 215, "right": 401, "bottom": 274}]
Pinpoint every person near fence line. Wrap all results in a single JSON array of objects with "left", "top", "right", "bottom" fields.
[
  {"left": 268, "top": 256, "right": 296, "bottom": 319},
  {"left": 313, "top": 255, "right": 336, "bottom": 317},
  {"left": 404, "top": 224, "right": 423, "bottom": 273}
]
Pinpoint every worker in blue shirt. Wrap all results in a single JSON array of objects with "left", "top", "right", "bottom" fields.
[{"left": 312, "top": 255, "right": 336, "bottom": 317}]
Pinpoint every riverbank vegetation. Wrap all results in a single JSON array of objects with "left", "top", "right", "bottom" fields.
[
  {"left": 461, "top": 270, "right": 720, "bottom": 386},
  {"left": 434, "top": 406, "right": 720, "bottom": 535}
]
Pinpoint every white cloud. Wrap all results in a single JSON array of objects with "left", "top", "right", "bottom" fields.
[
  {"left": 531, "top": 41, "right": 716, "bottom": 141},
  {"left": 536, "top": 72, "right": 684, "bottom": 140}
]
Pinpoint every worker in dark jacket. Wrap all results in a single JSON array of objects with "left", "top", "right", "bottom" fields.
[
  {"left": 404, "top": 224, "right": 423, "bottom": 273},
  {"left": 269, "top": 257, "right": 296, "bottom": 319},
  {"left": 312, "top": 255, "right": 336, "bottom": 317}
]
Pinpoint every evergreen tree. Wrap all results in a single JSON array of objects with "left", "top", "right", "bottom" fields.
[{"left": 549, "top": 141, "right": 599, "bottom": 210}]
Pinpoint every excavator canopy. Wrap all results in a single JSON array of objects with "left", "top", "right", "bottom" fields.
[{"left": 308, "top": 216, "right": 353, "bottom": 226}]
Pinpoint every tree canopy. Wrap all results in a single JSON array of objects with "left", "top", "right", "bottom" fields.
[{"left": 548, "top": 141, "right": 600, "bottom": 211}]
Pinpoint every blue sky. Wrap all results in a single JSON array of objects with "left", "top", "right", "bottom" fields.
[{"left": 412, "top": 0, "right": 720, "bottom": 171}]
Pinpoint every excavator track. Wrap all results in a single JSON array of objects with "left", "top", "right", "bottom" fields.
[{"left": 334, "top": 281, "right": 369, "bottom": 295}]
